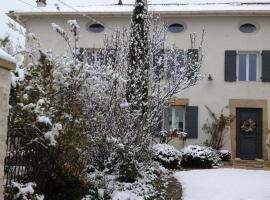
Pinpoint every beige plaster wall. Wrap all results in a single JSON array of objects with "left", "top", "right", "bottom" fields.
[{"left": 24, "top": 15, "right": 270, "bottom": 153}]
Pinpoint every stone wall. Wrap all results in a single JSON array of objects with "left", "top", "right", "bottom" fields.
[{"left": 0, "top": 65, "right": 13, "bottom": 199}]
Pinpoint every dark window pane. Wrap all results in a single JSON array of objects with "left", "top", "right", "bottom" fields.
[
  {"left": 168, "top": 24, "right": 185, "bottom": 33},
  {"left": 154, "top": 49, "right": 165, "bottom": 77},
  {"left": 87, "top": 50, "right": 95, "bottom": 65},
  {"left": 239, "top": 24, "right": 256, "bottom": 33},
  {"left": 176, "top": 50, "right": 184, "bottom": 74},
  {"left": 77, "top": 48, "right": 84, "bottom": 62},
  {"left": 89, "top": 24, "right": 104, "bottom": 33},
  {"left": 167, "top": 55, "right": 175, "bottom": 79},
  {"left": 174, "top": 106, "right": 185, "bottom": 131},
  {"left": 164, "top": 108, "right": 172, "bottom": 131},
  {"left": 239, "top": 54, "right": 247, "bottom": 81},
  {"left": 249, "top": 54, "right": 257, "bottom": 81}
]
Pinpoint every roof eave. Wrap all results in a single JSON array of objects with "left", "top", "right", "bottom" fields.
[{"left": 7, "top": 9, "right": 270, "bottom": 27}]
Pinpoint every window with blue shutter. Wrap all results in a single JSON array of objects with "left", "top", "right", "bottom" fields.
[
  {"left": 225, "top": 50, "right": 237, "bottom": 81},
  {"left": 185, "top": 106, "right": 198, "bottom": 139},
  {"left": 261, "top": 50, "right": 270, "bottom": 82},
  {"left": 163, "top": 105, "right": 198, "bottom": 139}
]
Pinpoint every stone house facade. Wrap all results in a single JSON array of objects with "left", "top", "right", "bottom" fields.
[{"left": 8, "top": 0, "right": 270, "bottom": 161}]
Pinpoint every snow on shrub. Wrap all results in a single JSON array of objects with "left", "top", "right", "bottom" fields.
[
  {"left": 112, "top": 191, "right": 143, "bottom": 200},
  {"left": 181, "top": 145, "right": 221, "bottom": 168},
  {"left": 8, "top": 182, "right": 44, "bottom": 200},
  {"left": 217, "top": 150, "right": 231, "bottom": 161},
  {"left": 152, "top": 143, "right": 182, "bottom": 169}
]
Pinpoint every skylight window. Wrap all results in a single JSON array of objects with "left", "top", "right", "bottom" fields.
[
  {"left": 239, "top": 23, "right": 257, "bottom": 33},
  {"left": 168, "top": 23, "right": 185, "bottom": 33},
  {"left": 89, "top": 23, "right": 104, "bottom": 33}
]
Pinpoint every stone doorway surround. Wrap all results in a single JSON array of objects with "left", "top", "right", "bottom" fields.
[
  {"left": 229, "top": 99, "right": 269, "bottom": 161},
  {"left": 0, "top": 50, "right": 16, "bottom": 199}
]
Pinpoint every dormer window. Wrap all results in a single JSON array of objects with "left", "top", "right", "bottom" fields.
[
  {"left": 239, "top": 23, "right": 257, "bottom": 33},
  {"left": 168, "top": 23, "right": 185, "bottom": 33},
  {"left": 89, "top": 24, "right": 104, "bottom": 33}
]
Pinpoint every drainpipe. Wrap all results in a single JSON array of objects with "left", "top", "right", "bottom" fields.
[
  {"left": 36, "top": 0, "right": 47, "bottom": 7},
  {"left": 118, "top": 0, "right": 123, "bottom": 5}
]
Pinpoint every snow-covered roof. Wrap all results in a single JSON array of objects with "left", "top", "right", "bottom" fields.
[
  {"left": 7, "top": 0, "right": 270, "bottom": 17},
  {"left": 0, "top": 48, "right": 16, "bottom": 64}
]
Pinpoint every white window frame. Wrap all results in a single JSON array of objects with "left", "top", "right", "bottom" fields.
[{"left": 237, "top": 51, "right": 260, "bottom": 82}]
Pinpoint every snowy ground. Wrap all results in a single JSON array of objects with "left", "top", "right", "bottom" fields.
[{"left": 175, "top": 168, "right": 270, "bottom": 200}]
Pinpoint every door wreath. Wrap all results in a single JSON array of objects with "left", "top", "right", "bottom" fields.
[{"left": 240, "top": 119, "right": 256, "bottom": 133}]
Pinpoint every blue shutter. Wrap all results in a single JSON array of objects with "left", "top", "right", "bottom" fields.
[
  {"left": 225, "top": 50, "right": 237, "bottom": 81},
  {"left": 261, "top": 51, "right": 270, "bottom": 82},
  {"left": 186, "top": 49, "right": 199, "bottom": 80},
  {"left": 187, "top": 49, "right": 199, "bottom": 62},
  {"left": 186, "top": 106, "right": 198, "bottom": 139}
]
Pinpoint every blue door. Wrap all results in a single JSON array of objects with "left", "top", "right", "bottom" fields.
[{"left": 236, "top": 108, "right": 262, "bottom": 160}]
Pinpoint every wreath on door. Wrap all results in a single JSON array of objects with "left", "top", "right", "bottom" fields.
[{"left": 240, "top": 119, "right": 256, "bottom": 133}]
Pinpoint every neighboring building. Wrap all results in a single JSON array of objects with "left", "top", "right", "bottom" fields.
[
  {"left": 0, "top": 48, "right": 16, "bottom": 198},
  {"left": 8, "top": 0, "right": 270, "bottom": 161}
]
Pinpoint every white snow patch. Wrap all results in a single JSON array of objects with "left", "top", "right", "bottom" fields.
[
  {"left": 44, "top": 123, "right": 62, "bottom": 146},
  {"left": 175, "top": 168, "right": 270, "bottom": 200},
  {"left": 12, "top": 182, "right": 36, "bottom": 197},
  {"left": 112, "top": 191, "right": 144, "bottom": 200},
  {"left": 0, "top": 48, "right": 16, "bottom": 63},
  {"left": 37, "top": 115, "right": 52, "bottom": 126}
]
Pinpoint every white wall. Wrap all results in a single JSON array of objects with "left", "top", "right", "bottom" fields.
[{"left": 24, "top": 15, "right": 270, "bottom": 152}]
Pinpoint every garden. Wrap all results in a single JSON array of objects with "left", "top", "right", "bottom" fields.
[{"left": 3, "top": 0, "right": 270, "bottom": 200}]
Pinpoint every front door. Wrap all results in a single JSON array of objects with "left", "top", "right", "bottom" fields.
[{"left": 236, "top": 108, "right": 262, "bottom": 160}]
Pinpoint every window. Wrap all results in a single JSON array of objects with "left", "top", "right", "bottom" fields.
[
  {"left": 164, "top": 106, "right": 185, "bottom": 132},
  {"left": 239, "top": 23, "right": 257, "bottom": 33},
  {"left": 89, "top": 23, "right": 104, "bottom": 33},
  {"left": 168, "top": 23, "right": 185, "bottom": 33},
  {"left": 77, "top": 48, "right": 104, "bottom": 65},
  {"left": 166, "top": 50, "right": 185, "bottom": 79},
  {"left": 238, "top": 52, "right": 259, "bottom": 81}
]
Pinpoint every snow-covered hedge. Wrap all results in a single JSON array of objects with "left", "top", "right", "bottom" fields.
[
  {"left": 181, "top": 145, "right": 221, "bottom": 168},
  {"left": 217, "top": 150, "right": 231, "bottom": 161},
  {"left": 152, "top": 144, "right": 182, "bottom": 169}
]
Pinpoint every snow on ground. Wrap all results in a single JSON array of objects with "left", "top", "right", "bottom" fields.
[{"left": 175, "top": 168, "right": 270, "bottom": 200}]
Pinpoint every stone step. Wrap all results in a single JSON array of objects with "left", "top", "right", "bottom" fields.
[{"left": 228, "top": 160, "right": 270, "bottom": 170}]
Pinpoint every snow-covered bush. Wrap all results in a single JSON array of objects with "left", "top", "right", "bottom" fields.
[
  {"left": 7, "top": 21, "right": 92, "bottom": 200},
  {"left": 217, "top": 150, "right": 231, "bottom": 161},
  {"left": 4, "top": 182, "right": 44, "bottom": 200},
  {"left": 85, "top": 163, "right": 169, "bottom": 200},
  {"left": 152, "top": 144, "right": 182, "bottom": 169},
  {"left": 181, "top": 145, "right": 221, "bottom": 168}
]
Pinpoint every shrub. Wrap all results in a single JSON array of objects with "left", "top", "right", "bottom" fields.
[
  {"left": 152, "top": 144, "right": 182, "bottom": 169},
  {"left": 181, "top": 145, "right": 221, "bottom": 168},
  {"left": 217, "top": 150, "right": 231, "bottom": 162},
  {"left": 203, "top": 106, "right": 231, "bottom": 150}
]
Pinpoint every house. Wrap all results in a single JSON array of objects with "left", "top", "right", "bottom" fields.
[
  {"left": 7, "top": 0, "right": 270, "bottom": 162},
  {"left": 0, "top": 48, "right": 16, "bottom": 198}
]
